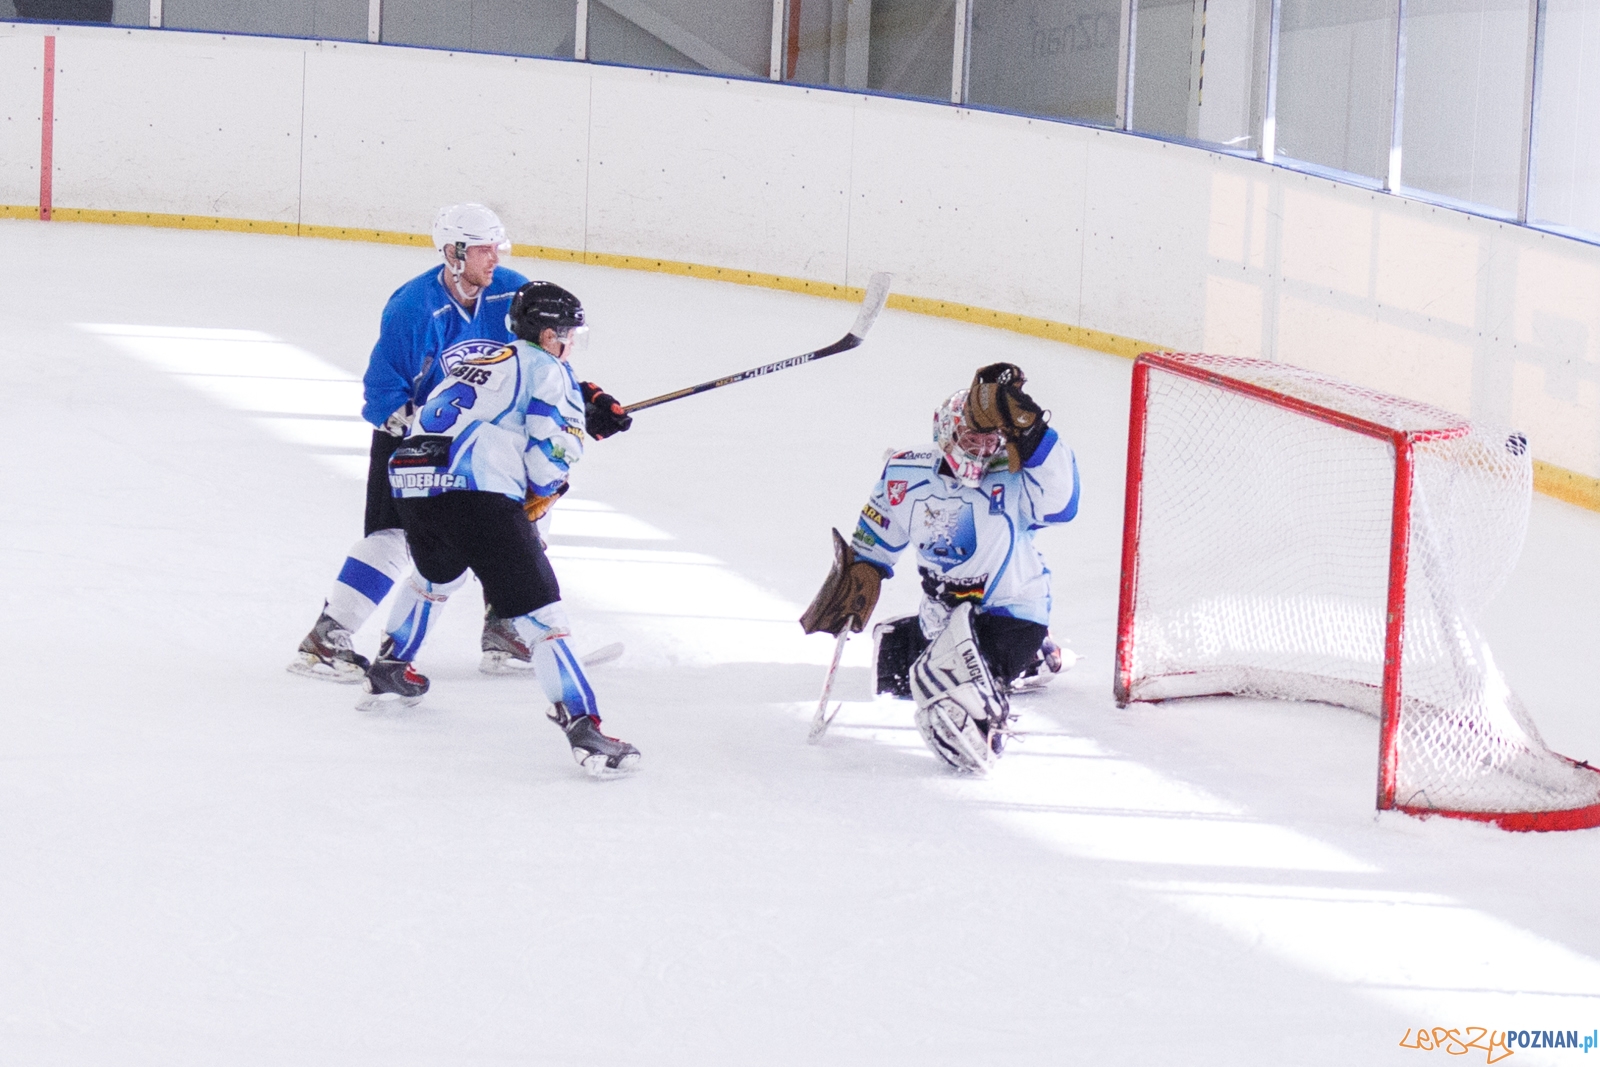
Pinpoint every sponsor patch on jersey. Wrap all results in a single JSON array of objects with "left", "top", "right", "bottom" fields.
[
  {"left": 889, "top": 449, "right": 936, "bottom": 463},
  {"left": 887, "top": 480, "right": 908, "bottom": 506},
  {"left": 989, "top": 484, "right": 1005, "bottom": 514},
  {"left": 389, "top": 435, "right": 451, "bottom": 469},
  {"left": 919, "top": 569, "right": 987, "bottom": 606},
  {"left": 862, "top": 504, "right": 890, "bottom": 529},
  {"left": 440, "top": 338, "right": 513, "bottom": 376}
]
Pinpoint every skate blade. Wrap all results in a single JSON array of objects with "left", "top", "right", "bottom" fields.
[
  {"left": 287, "top": 656, "right": 366, "bottom": 684},
  {"left": 355, "top": 691, "right": 425, "bottom": 712},
  {"left": 1011, "top": 673, "right": 1057, "bottom": 693},
  {"left": 575, "top": 749, "right": 641, "bottom": 779},
  {"left": 479, "top": 651, "right": 536, "bottom": 675}
]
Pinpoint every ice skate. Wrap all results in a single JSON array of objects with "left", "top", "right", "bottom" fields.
[
  {"left": 358, "top": 640, "right": 430, "bottom": 710},
  {"left": 548, "top": 701, "right": 640, "bottom": 778},
  {"left": 287, "top": 610, "right": 370, "bottom": 684},
  {"left": 479, "top": 609, "right": 536, "bottom": 675},
  {"left": 1010, "top": 637, "right": 1076, "bottom": 693}
]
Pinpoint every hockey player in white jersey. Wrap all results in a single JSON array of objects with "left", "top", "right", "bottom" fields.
[
  {"left": 801, "top": 363, "right": 1078, "bottom": 772},
  {"left": 289, "top": 204, "right": 536, "bottom": 682},
  {"left": 362, "top": 281, "right": 640, "bottom": 777}
]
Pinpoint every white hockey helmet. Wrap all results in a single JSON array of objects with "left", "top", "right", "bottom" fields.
[
  {"left": 432, "top": 203, "right": 511, "bottom": 258},
  {"left": 933, "top": 390, "right": 1003, "bottom": 488}
]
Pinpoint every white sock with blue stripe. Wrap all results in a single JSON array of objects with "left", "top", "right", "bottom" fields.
[
  {"left": 325, "top": 528, "right": 410, "bottom": 632},
  {"left": 381, "top": 571, "right": 469, "bottom": 662},
  {"left": 511, "top": 603, "right": 599, "bottom": 719}
]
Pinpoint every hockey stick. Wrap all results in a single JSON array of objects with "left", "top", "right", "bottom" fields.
[
  {"left": 623, "top": 272, "right": 893, "bottom": 414},
  {"left": 807, "top": 622, "right": 853, "bottom": 744},
  {"left": 581, "top": 642, "right": 624, "bottom": 667}
]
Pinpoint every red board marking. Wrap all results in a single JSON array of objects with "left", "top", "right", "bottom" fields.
[{"left": 40, "top": 35, "right": 55, "bottom": 221}]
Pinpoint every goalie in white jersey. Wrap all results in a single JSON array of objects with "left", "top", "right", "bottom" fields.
[
  {"left": 802, "top": 363, "right": 1079, "bottom": 773},
  {"left": 366, "top": 281, "right": 640, "bottom": 777}
]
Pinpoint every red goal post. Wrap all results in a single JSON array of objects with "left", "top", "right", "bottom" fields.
[{"left": 1114, "top": 351, "right": 1600, "bottom": 831}]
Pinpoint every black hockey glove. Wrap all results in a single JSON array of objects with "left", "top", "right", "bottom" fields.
[
  {"left": 799, "top": 528, "right": 885, "bottom": 636},
  {"left": 966, "top": 362, "right": 1048, "bottom": 471},
  {"left": 581, "top": 381, "right": 633, "bottom": 440}
]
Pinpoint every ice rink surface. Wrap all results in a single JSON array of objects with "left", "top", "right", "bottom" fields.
[{"left": 3, "top": 219, "right": 1599, "bottom": 1065}]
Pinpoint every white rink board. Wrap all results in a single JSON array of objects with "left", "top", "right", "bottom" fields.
[
  {"left": 848, "top": 100, "right": 1089, "bottom": 318},
  {"left": 52, "top": 31, "right": 304, "bottom": 222},
  {"left": 586, "top": 70, "right": 855, "bottom": 281},
  {"left": 0, "top": 34, "right": 42, "bottom": 206},
  {"left": 2, "top": 19, "right": 1600, "bottom": 478},
  {"left": 300, "top": 44, "right": 593, "bottom": 246}
]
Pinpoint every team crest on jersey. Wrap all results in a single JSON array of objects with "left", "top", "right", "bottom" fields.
[
  {"left": 440, "top": 339, "right": 513, "bottom": 375},
  {"left": 912, "top": 499, "right": 977, "bottom": 572},
  {"left": 887, "top": 480, "right": 908, "bottom": 506},
  {"left": 989, "top": 484, "right": 1005, "bottom": 514}
]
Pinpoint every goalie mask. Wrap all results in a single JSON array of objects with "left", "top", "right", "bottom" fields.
[{"left": 933, "top": 390, "right": 1003, "bottom": 488}]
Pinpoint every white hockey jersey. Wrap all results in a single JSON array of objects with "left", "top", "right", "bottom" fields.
[
  {"left": 851, "top": 427, "right": 1080, "bottom": 626},
  {"left": 388, "top": 338, "right": 586, "bottom": 501}
]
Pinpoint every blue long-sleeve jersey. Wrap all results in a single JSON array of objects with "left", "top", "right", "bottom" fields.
[{"left": 360, "top": 265, "right": 529, "bottom": 427}]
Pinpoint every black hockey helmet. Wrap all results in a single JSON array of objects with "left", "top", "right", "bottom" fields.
[{"left": 508, "top": 281, "right": 585, "bottom": 344}]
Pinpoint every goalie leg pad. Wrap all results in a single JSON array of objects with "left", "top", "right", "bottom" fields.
[
  {"left": 913, "top": 699, "right": 996, "bottom": 774},
  {"left": 909, "top": 603, "right": 1007, "bottom": 773}
]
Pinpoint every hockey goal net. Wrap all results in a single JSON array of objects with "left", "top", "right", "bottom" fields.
[{"left": 1115, "top": 351, "right": 1600, "bottom": 831}]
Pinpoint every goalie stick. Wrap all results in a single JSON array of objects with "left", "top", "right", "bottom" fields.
[
  {"left": 623, "top": 272, "right": 893, "bottom": 414},
  {"left": 807, "top": 623, "right": 852, "bottom": 744}
]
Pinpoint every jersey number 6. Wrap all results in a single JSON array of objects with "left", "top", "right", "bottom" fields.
[{"left": 419, "top": 381, "right": 477, "bottom": 433}]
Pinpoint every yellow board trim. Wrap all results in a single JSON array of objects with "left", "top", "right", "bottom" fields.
[
  {"left": 9, "top": 203, "right": 1600, "bottom": 512},
  {"left": 1534, "top": 461, "right": 1600, "bottom": 512}
]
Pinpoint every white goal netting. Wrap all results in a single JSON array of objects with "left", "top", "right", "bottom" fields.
[{"left": 1119, "top": 353, "right": 1600, "bottom": 825}]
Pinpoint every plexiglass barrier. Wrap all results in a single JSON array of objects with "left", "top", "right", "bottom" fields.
[{"left": 7, "top": 0, "right": 1600, "bottom": 244}]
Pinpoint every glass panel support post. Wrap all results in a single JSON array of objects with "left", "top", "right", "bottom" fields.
[
  {"left": 367, "top": 0, "right": 381, "bottom": 43},
  {"left": 149, "top": 0, "right": 161, "bottom": 28},
  {"left": 770, "top": 0, "right": 786, "bottom": 79},
  {"left": 1117, "top": 0, "right": 1136, "bottom": 130},
  {"left": 1518, "top": 0, "right": 1546, "bottom": 222},
  {"left": 1385, "top": 0, "right": 1407, "bottom": 193},
  {"left": 951, "top": 0, "right": 972, "bottom": 104},
  {"left": 575, "top": 0, "right": 589, "bottom": 60},
  {"left": 1257, "top": 0, "right": 1280, "bottom": 161}
]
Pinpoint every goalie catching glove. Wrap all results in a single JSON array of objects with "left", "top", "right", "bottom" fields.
[
  {"left": 965, "top": 362, "right": 1048, "bottom": 472},
  {"left": 799, "top": 528, "right": 886, "bottom": 636},
  {"left": 581, "top": 381, "right": 633, "bottom": 440}
]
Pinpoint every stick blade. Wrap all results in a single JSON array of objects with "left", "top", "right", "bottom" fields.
[
  {"left": 848, "top": 272, "right": 893, "bottom": 341},
  {"left": 807, "top": 702, "right": 841, "bottom": 744}
]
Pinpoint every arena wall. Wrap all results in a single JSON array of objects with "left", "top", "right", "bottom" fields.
[{"left": 3, "top": 20, "right": 1599, "bottom": 504}]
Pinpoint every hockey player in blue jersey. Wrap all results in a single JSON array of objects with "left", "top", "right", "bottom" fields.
[
  {"left": 289, "top": 204, "right": 536, "bottom": 682},
  {"left": 360, "top": 281, "right": 640, "bottom": 777},
  {"left": 801, "top": 363, "right": 1078, "bottom": 773}
]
